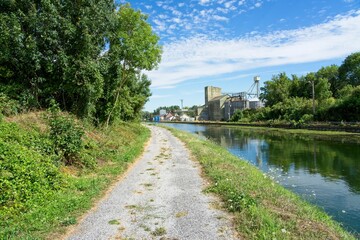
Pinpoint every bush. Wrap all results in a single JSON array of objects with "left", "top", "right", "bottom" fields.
[
  {"left": 230, "top": 110, "right": 243, "bottom": 122},
  {"left": 0, "top": 122, "right": 63, "bottom": 215},
  {"left": 0, "top": 93, "right": 20, "bottom": 116},
  {"left": 248, "top": 107, "right": 270, "bottom": 121},
  {"left": 299, "top": 114, "right": 313, "bottom": 125},
  {"left": 47, "top": 102, "right": 85, "bottom": 165},
  {"left": 267, "top": 97, "right": 312, "bottom": 121},
  {"left": 326, "top": 86, "right": 360, "bottom": 121}
]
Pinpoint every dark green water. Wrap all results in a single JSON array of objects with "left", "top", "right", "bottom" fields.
[{"left": 162, "top": 123, "right": 360, "bottom": 235}]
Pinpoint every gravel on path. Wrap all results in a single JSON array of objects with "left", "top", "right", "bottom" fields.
[{"left": 66, "top": 125, "right": 237, "bottom": 240}]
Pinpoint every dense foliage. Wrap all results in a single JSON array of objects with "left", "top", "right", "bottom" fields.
[
  {"left": 237, "top": 52, "right": 360, "bottom": 123},
  {"left": 47, "top": 102, "right": 86, "bottom": 166},
  {"left": 0, "top": 1, "right": 161, "bottom": 124},
  {"left": 0, "top": 113, "right": 150, "bottom": 238},
  {"left": 0, "top": 120, "right": 63, "bottom": 216}
]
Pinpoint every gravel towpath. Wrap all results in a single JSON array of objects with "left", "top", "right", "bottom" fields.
[{"left": 66, "top": 125, "right": 236, "bottom": 240}]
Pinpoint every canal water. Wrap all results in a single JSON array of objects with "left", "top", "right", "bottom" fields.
[{"left": 161, "top": 123, "right": 360, "bottom": 235}]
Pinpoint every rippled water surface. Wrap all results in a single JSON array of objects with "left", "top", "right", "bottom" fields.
[{"left": 161, "top": 123, "right": 360, "bottom": 234}]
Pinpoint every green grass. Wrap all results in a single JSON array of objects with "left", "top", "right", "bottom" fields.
[
  {"left": 108, "top": 219, "right": 120, "bottom": 225},
  {"left": 0, "top": 113, "right": 150, "bottom": 239},
  {"left": 165, "top": 126, "right": 355, "bottom": 240},
  {"left": 151, "top": 227, "right": 166, "bottom": 236}
]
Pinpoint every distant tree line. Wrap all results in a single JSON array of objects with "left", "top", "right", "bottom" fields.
[
  {"left": 234, "top": 52, "right": 360, "bottom": 123},
  {"left": 153, "top": 105, "right": 181, "bottom": 115},
  {"left": 0, "top": 1, "right": 161, "bottom": 125}
]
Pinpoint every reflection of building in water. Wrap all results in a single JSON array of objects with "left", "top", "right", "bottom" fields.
[
  {"left": 252, "top": 139, "right": 267, "bottom": 168},
  {"left": 196, "top": 76, "right": 264, "bottom": 121}
]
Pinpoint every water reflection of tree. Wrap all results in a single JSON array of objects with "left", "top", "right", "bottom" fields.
[
  {"left": 203, "top": 127, "right": 251, "bottom": 148},
  {"left": 237, "top": 129, "right": 360, "bottom": 193},
  {"left": 196, "top": 126, "right": 360, "bottom": 193}
]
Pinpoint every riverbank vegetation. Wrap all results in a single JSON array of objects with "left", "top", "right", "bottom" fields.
[
  {"left": 231, "top": 52, "right": 360, "bottom": 124},
  {"left": 166, "top": 127, "right": 355, "bottom": 239},
  {"left": 0, "top": 111, "right": 150, "bottom": 239}
]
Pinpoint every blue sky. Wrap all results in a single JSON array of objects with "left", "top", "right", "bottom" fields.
[{"left": 122, "top": 0, "right": 360, "bottom": 112}]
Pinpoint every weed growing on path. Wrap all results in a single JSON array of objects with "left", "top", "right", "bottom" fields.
[
  {"left": 108, "top": 220, "right": 120, "bottom": 225},
  {"left": 151, "top": 227, "right": 166, "bottom": 236}
]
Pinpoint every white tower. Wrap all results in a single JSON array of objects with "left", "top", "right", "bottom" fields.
[{"left": 254, "top": 76, "right": 260, "bottom": 98}]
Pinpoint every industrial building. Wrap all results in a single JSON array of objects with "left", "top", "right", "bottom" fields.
[{"left": 197, "top": 76, "right": 264, "bottom": 121}]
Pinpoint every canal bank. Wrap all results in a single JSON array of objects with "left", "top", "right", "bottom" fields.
[
  {"left": 160, "top": 120, "right": 360, "bottom": 134},
  {"left": 161, "top": 123, "right": 360, "bottom": 238}
]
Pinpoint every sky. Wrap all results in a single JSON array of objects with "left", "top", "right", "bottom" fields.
[{"left": 121, "top": 0, "right": 360, "bottom": 112}]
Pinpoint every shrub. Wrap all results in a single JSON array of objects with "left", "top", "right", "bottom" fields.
[
  {"left": 299, "top": 114, "right": 313, "bottom": 124},
  {"left": 47, "top": 102, "right": 85, "bottom": 165},
  {"left": 0, "top": 93, "right": 20, "bottom": 116},
  {"left": 230, "top": 110, "right": 243, "bottom": 122},
  {"left": 0, "top": 123, "right": 63, "bottom": 215}
]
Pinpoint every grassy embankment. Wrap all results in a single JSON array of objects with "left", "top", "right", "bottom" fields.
[
  {"left": 227, "top": 124, "right": 360, "bottom": 144},
  {"left": 0, "top": 112, "right": 150, "bottom": 239},
  {"left": 164, "top": 120, "right": 360, "bottom": 134},
  {"left": 165, "top": 126, "right": 355, "bottom": 239}
]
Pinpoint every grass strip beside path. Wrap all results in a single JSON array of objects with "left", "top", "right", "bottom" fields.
[{"left": 166, "top": 126, "right": 355, "bottom": 240}]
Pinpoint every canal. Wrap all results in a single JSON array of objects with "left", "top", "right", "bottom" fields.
[{"left": 161, "top": 123, "right": 360, "bottom": 235}]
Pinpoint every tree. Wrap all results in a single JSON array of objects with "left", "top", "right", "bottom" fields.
[
  {"left": 56, "top": 0, "right": 115, "bottom": 118},
  {"left": 327, "top": 86, "right": 360, "bottom": 121},
  {"left": 260, "top": 72, "right": 291, "bottom": 107},
  {"left": 0, "top": 0, "right": 115, "bottom": 118},
  {"left": 141, "top": 111, "right": 152, "bottom": 121},
  {"left": 339, "top": 52, "right": 360, "bottom": 87},
  {"left": 1, "top": 1, "right": 159, "bottom": 124},
  {"left": 316, "top": 65, "right": 339, "bottom": 97},
  {"left": 289, "top": 75, "right": 308, "bottom": 98},
  {"left": 101, "top": 3, "right": 162, "bottom": 126},
  {"left": 0, "top": 1, "right": 43, "bottom": 107}
]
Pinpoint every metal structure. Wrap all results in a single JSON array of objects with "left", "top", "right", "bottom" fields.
[
  {"left": 223, "top": 76, "right": 261, "bottom": 100},
  {"left": 247, "top": 76, "right": 260, "bottom": 99},
  {"left": 200, "top": 76, "right": 263, "bottom": 121}
]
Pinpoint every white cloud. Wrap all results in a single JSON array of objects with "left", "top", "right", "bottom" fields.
[
  {"left": 172, "top": 9, "right": 182, "bottom": 16},
  {"left": 199, "top": 0, "right": 211, "bottom": 5},
  {"left": 217, "top": 7, "right": 229, "bottom": 13},
  {"left": 254, "top": 2, "right": 262, "bottom": 8},
  {"left": 172, "top": 18, "right": 182, "bottom": 23},
  {"left": 147, "top": 10, "right": 360, "bottom": 88},
  {"left": 153, "top": 19, "right": 166, "bottom": 31},
  {"left": 158, "top": 14, "right": 168, "bottom": 19},
  {"left": 156, "top": 1, "right": 164, "bottom": 7},
  {"left": 224, "top": 0, "right": 236, "bottom": 9},
  {"left": 213, "top": 15, "right": 229, "bottom": 21}
]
